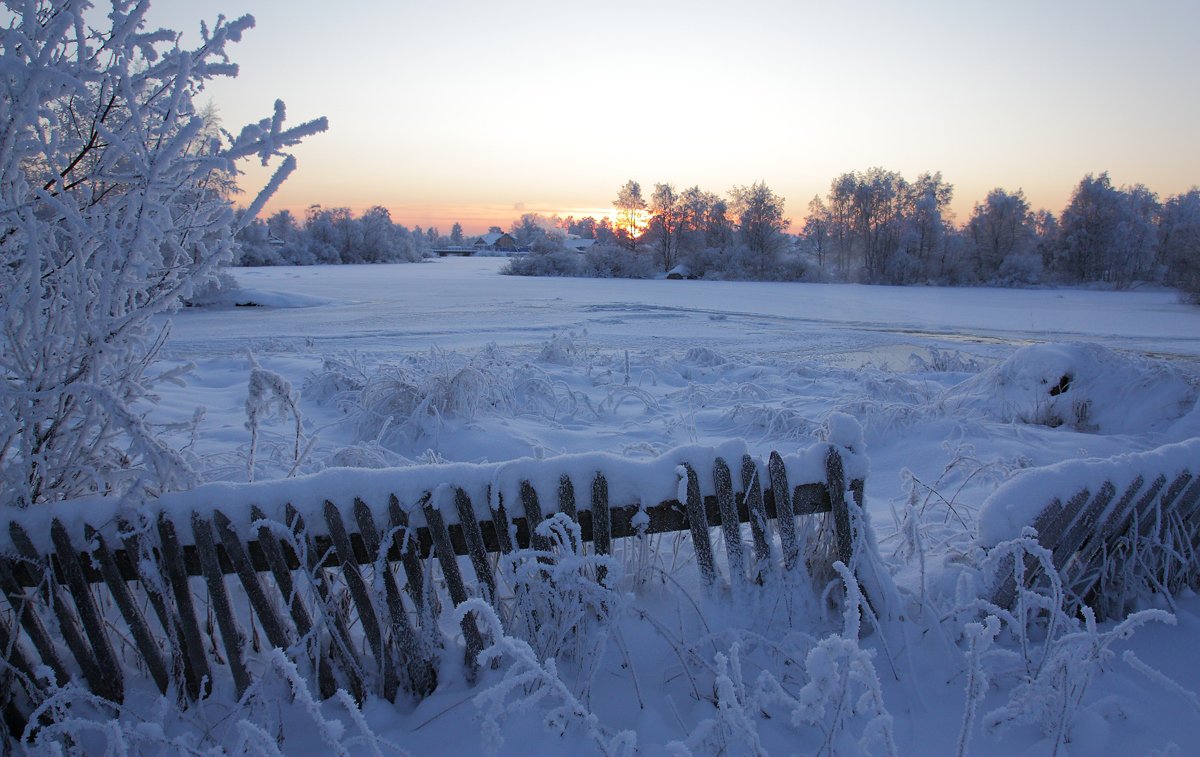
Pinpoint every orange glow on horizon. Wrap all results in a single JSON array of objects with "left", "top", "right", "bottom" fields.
[{"left": 618, "top": 208, "right": 652, "bottom": 239}]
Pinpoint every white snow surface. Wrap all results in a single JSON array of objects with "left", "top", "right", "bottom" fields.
[{"left": 60, "top": 259, "right": 1200, "bottom": 754}]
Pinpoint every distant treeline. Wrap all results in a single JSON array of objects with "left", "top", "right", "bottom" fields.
[
  {"left": 508, "top": 172, "right": 1200, "bottom": 300},
  {"left": 236, "top": 206, "right": 441, "bottom": 266},
  {"left": 235, "top": 171, "right": 1200, "bottom": 300}
]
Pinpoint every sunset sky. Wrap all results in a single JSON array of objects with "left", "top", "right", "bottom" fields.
[{"left": 151, "top": 1, "right": 1200, "bottom": 234}]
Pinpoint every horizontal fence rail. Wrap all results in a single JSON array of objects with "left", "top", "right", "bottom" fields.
[{"left": 0, "top": 444, "right": 865, "bottom": 738}]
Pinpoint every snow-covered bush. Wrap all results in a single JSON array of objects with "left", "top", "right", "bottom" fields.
[
  {"left": 996, "top": 250, "right": 1044, "bottom": 286},
  {"left": 755, "top": 562, "right": 897, "bottom": 757},
  {"left": 497, "top": 514, "right": 625, "bottom": 680},
  {"left": 502, "top": 249, "right": 582, "bottom": 277},
  {"left": 949, "top": 528, "right": 1182, "bottom": 754},
  {"left": 245, "top": 353, "right": 314, "bottom": 481},
  {"left": 465, "top": 597, "right": 637, "bottom": 757},
  {"left": 981, "top": 606, "right": 1173, "bottom": 753},
  {"left": 182, "top": 271, "right": 246, "bottom": 308},
  {"left": 308, "top": 345, "right": 575, "bottom": 455},
  {"left": 581, "top": 244, "right": 657, "bottom": 279},
  {"left": 0, "top": 0, "right": 325, "bottom": 505}
]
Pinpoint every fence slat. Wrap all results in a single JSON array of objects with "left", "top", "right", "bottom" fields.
[
  {"left": 285, "top": 504, "right": 365, "bottom": 702},
  {"left": 387, "top": 496, "right": 428, "bottom": 613},
  {"left": 487, "top": 491, "right": 515, "bottom": 555},
  {"left": 1143, "top": 473, "right": 1194, "bottom": 539},
  {"left": 157, "top": 512, "right": 212, "bottom": 700},
  {"left": 558, "top": 475, "right": 579, "bottom": 552},
  {"left": 1051, "top": 483, "right": 1116, "bottom": 576},
  {"left": 48, "top": 520, "right": 123, "bottom": 702},
  {"left": 83, "top": 525, "right": 170, "bottom": 695},
  {"left": 0, "top": 609, "right": 38, "bottom": 689},
  {"left": 683, "top": 464, "right": 717, "bottom": 586},
  {"left": 558, "top": 475, "right": 578, "bottom": 522},
  {"left": 1034, "top": 489, "right": 1090, "bottom": 565},
  {"left": 769, "top": 452, "right": 799, "bottom": 571},
  {"left": 249, "top": 505, "right": 337, "bottom": 700},
  {"left": 825, "top": 449, "right": 854, "bottom": 569},
  {"left": 354, "top": 499, "right": 436, "bottom": 697},
  {"left": 1077, "top": 476, "right": 1144, "bottom": 567},
  {"left": 211, "top": 511, "right": 293, "bottom": 654},
  {"left": 324, "top": 501, "right": 398, "bottom": 702},
  {"left": 741, "top": 455, "right": 771, "bottom": 569},
  {"left": 1066, "top": 476, "right": 1158, "bottom": 610},
  {"left": 0, "top": 611, "right": 38, "bottom": 719},
  {"left": 520, "top": 481, "right": 551, "bottom": 553},
  {"left": 993, "top": 491, "right": 1086, "bottom": 610},
  {"left": 1179, "top": 477, "right": 1200, "bottom": 520},
  {"left": 1110, "top": 475, "right": 1167, "bottom": 547},
  {"left": 10, "top": 523, "right": 110, "bottom": 701},
  {"left": 191, "top": 512, "right": 251, "bottom": 699},
  {"left": 119, "top": 517, "right": 204, "bottom": 699},
  {"left": 454, "top": 489, "right": 496, "bottom": 601},
  {"left": 0, "top": 557, "right": 66, "bottom": 688},
  {"left": 714, "top": 458, "right": 746, "bottom": 586},
  {"left": 421, "top": 496, "right": 485, "bottom": 675},
  {"left": 591, "top": 474, "right": 612, "bottom": 586}
]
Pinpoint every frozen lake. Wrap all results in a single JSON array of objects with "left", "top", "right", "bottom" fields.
[{"left": 167, "top": 257, "right": 1200, "bottom": 364}]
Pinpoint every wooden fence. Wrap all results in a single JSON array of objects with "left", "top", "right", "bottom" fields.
[
  {"left": 980, "top": 438, "right": 1200, "bottom": 619},
  {"left": 0, "top": 446, "right": 864, "bottom": 738}
]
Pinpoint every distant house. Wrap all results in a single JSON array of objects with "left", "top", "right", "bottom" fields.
[
  {"left": 474, "top": 232, "right": 518, "bottom": 252},
  {"left": 563, "top": 237, "right": 596, "bottom": 253}
]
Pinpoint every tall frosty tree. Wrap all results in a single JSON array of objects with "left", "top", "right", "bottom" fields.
[
  {"left": 613, "top": 179, "right": 646, "bottom": 250},
  {"left": 0, "top": 0, "right": 326, "bottom": 505}
]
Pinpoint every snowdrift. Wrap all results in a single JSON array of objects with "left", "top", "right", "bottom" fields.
[{"left": 942, "top": 342, "right": 1197, "bottom": 434}]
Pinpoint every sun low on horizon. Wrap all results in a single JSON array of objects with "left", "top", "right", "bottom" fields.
[{"left": 150, "top": 0, "right": 1200, "bottom": 234}]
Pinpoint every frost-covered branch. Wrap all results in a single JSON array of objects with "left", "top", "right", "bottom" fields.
[{"left": 0, "top": 0, "right": 325, "bottom": 505}]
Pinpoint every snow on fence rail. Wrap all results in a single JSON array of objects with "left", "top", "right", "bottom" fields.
[
  {"left": 978, "top": 437, "right": 1200, "bottom": 619},
  {"left": 0, "top": 441, "right": 866, "bottom": 737}
]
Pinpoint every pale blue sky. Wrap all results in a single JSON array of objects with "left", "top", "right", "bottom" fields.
[{"left": 150, "top": 0, "right": 1200, "bottom": 232}]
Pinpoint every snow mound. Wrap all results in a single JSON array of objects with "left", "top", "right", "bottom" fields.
[
  {"left": 199, "top": 286, "right": 332, "bottom": 309},
  {"left": 942, "top": 342, "right": 1197, "bottom": 435},
  {"left": 683, "top": 346, "right": 727, "bottom": 367},
  {"left": 821, "top": 411, "right": 866, "bottom": 454}
]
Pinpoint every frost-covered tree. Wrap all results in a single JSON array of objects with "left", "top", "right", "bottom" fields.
[
  {"left": 648, "top": 182, "right": 682, "bottom": 272},
  {"left": 235, "top": 216, "right": 282, "bottom": 266},
  {"left": 967, "top": 188, "right": 1037, "bottom": 282},
  {"left": 894, "top": 171, "right": 953, "bottom": 282},
  {"left": 613, "top": 179, "right": 646, "bottom": 250},
  {"left": 563, "top": 215, "right": 596, "bottom": 240},
  {"left": 0, "top": 1, "right": 326, "bottom": 505},
  {"left": 802, "top": 195, "right": 832, "bottom": 268},
  {"left": 676, "top": 185, "right": 731, "bottom": 252},
  {"left": 510, "top": 212, "right": 562, "bottom": 246},
  {"left": 357, "top": 206, "right": 401, "bottom": 262},
  {"left": 729, "top": 181, "right": 788, "bottom": 276},
  {"left": 1054, "top": 173, "right": 1160, "bottom": 287},
  {"left": 1160, "top": 188, "right": 1200, "bottom": 301}
]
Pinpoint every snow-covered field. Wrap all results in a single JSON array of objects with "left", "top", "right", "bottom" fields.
[
  {"left": 165, "top": 257, "right": 1200, "bottom": 502},
  {"left": 139, "top": 257, "right": 1200, "bottom": 755}
]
